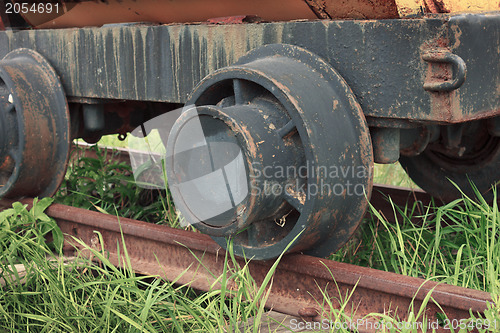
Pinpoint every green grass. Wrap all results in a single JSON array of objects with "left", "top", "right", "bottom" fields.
[
  {"left": 1, "top": 189, "right": 499, "bottom": 332},
  {"left": 1, "top": 140, "right": 498, "bottom": 332},
  {"left": 331, "top": 189, "right": 500, "bottom": 293},
  {"left": 56, "top": 144, "right": 180, "bottom": 228},
  {"left": 0, "top": 199, "right": 294, "bottom": 332},
  {"left": 374, "top": 162, "right": 418, "bottom": 189}
]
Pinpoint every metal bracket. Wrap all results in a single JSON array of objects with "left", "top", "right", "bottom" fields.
[{"left": 422, "top": 51, "right": 467, "bottom": 92}]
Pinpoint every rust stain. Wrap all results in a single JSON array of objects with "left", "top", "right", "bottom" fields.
[
  {"left": 450, "top": 24, "right": 463, "bottom": 49},
  {"left": 0, "top": 156, "right": 13, "bottom": 172},
  {"left": 20, "top": 0, "right": 317, "bottom": 29},
  {"left": 238, "top": 123, "right": 258, "bottom": 158},
  {"left": 303, "top": 0, "right": 332, "bottom": 19},
  {"left": 424, "top": 0, "right": 450, "bottom": 13},
  {"left": 286, "top": 186, "right": 306, "bottom": 205},
  {"left": 298, "top": 307, "right": 320, "bottom": 321},
  {"left": 332, "top": 99, "right": 339, "bottom": 110},
  {"left": 320, "top": 0, "right": 400, "bottom": 19},
  {"left": 207, "top": 15, "right": 263, "bottom": 25}
]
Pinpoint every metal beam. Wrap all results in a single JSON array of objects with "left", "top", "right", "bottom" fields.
[{"left": 0, "top": 14, "right": 499, "bottom": 123}]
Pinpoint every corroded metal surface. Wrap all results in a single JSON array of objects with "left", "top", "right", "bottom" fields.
[
  {"left": 371, "top": 127, "right": 401, "bottom": 164},
  {"left": 305, "top": 0, "right": 399, "bottom": 19},
  {"left": 165, "top": 44, "right": 373, "bottom": 260},
  {"left": 0, "top": 199, "right": 491, "bottom": 333},
  {"left": 12, "top": 0, "right": 499, "bottom": 28},
  {"left": 0, "top": 15, "right": 498, "bottom": 123},
  {"left": 19, "top": 0, "right": 318, "bottom": 29},
  {"left": 396, "top": 0, "right": 498, "bottom": 16},
  {"left": 400, "top": 120, "right": 500, "bottom": 202},
  {"left": 73, "top": 142, "right": 432, "bottom": 217},
  {"left": 423, "top": 0, "right": 499, "bottom": 14},
  {"left": 0, "top": 49, "right": 70, "bottom": 199}
]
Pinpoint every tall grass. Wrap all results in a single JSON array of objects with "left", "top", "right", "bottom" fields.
[
  {"left": 67, "top": 143, "right": 500, "bottom": 293},
  {"left": 332, "top": 187, "right": 500, "bottom": 294},
  {"left": 1, "top": 189, "right": 500, "bottom": 331},
  {"left": 373, "top": 162, "right": 418, "bottom": 188},
  {"left": 56, "top": 145, "right": 180, "bottom": 228},
  {"left": 0, "top": 199, "right": 291, "bottom": 332},
  {"left": 3, "top": 142, "right": 495, "bottom": 332}
]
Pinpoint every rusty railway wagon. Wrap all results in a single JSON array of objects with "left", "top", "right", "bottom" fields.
[{"left": 0, "top": 0, "right": 499, "bottom": 260}]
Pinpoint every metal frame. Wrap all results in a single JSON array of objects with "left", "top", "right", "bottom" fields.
[{"left": 0, "top": 13, "right": 499, "bottom": 124}]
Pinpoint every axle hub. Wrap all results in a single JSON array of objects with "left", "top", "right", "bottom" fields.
[
  {"left": 167, "top": 100, "right": 302, "bottom": 236},
  {"left": 167, "top": 44, "right": 373, "bottom": 260}
]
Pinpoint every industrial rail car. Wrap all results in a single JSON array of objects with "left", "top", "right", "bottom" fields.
[{"left": 0, "top": 0, "right": 499, "bottom": 260}]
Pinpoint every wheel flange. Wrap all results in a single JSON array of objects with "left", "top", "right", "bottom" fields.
[{"left": 166, "top": 44, "right": 373, "bottom": 259}]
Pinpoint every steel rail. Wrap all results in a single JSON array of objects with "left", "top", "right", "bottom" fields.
[{"left": 0, "top": 198, "right": 491, "bottom": 333}]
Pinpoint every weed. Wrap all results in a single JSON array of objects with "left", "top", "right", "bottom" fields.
[{"left": 56, "top": 144, "right": 180, "bottom": 228}]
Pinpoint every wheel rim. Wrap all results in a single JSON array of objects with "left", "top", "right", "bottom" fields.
[
  {"left": 0, "top": 86, "right": 19, "bottom": 194},
  {"left": 0, "top": 49, "right": 70, "bottom": 199},
  {"left": 426, "top": 124, "right": 500, "bottom": 173},
  {"left": 167, "top": 44, "right": 373, "bottom": 259}
]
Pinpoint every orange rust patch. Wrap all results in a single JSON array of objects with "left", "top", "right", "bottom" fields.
[
  {"left": 286, "top": 186, "right": 306, "bottom": 205},
  {"left": 332, "top": 99, "right": 339, "bottom": 110},
  {"left": 321, "top": 0, "right": 400, "bottom": 19},
  {"left": 21, "top": 0, "right": 317, "bottom": 29}
]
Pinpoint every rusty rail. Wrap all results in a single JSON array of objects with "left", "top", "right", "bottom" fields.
[{"left": 0, "top": 198, "right": 491, "bottom": 333}]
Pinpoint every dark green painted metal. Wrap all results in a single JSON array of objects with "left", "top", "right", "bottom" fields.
[
  {"left": 447, "top": 14, "right": 500, "bottom": 122},
  {"left": 371, "top": 127, "right": 400, "bottom": 164},
  {"left": 400, "top": 126, "right": 437, "bottom": 157},
  {"left": 0, "top": 14, "right": 498, "bottom": 123},
  {"left": 400, "top": 119, "right": 500, "bottom": 202}
]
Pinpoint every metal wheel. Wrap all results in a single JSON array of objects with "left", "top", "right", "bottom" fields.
[
  {"left": 400, "top": 121, "right": 500, "bottom": 202},
  {"left": 0, "top": 49, "right": 70, "bottom": 199},
  {"left": 166, "top": 44, "right": 373, "bottom": 260}
]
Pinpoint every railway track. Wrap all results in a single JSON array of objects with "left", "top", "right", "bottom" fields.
[
  {"left": 0, "top": 144, "right": 493, "bottom": 333},
  {"left": 0, "top": 2, "right": 498, "bottom": 330},
  {"left": 0, "top": 197, "right": 492, "bottom": 333}
]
